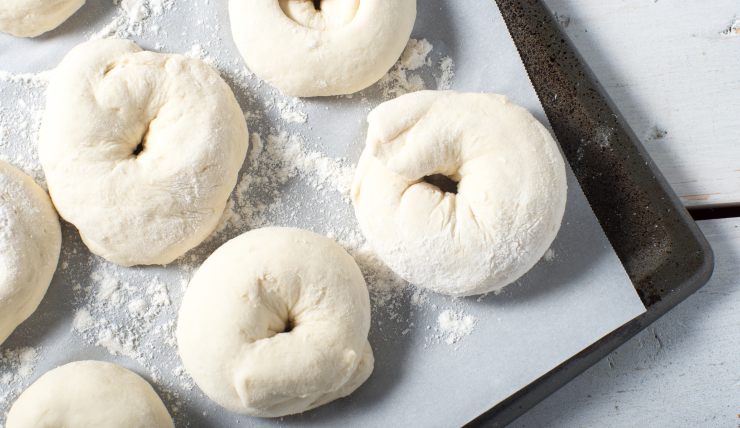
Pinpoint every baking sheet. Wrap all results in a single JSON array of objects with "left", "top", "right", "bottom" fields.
[{"left": 0, "top": 1, "right": 646, "bottom": 426}]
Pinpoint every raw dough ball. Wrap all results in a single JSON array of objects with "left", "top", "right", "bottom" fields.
[
  {"left": 229, "top": 0, "right": 416, "bottom": 97},
  {"left": 6, "top": 360, "right": 174, "bottom": 428},
  {"left": 39, "top": 39, "right": 248, "bottom": 267},
  {"left": 0, "top": 160, "right": 61, "bottom": 346},
  {"left": 352, "top": 91, "right": 568, "bottom": 296},
  {"left": 177, "top": 227, "right": 373, "bottom": 417},
  {"left": 0, "top": 0, "right": 85, "bottom": 37}
]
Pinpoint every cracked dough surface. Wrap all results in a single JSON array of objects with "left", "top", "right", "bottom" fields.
[
  {"left": 352, "top": 91, "right": 568, "bottom": 296},
  {"left": 229, "top": 0, "right": 416, "bottom": 96},
  {"left": 176, "top": 227, "right": 373, "bottom": 417},
  {"left": 39, "top": 39, "right": 248, "bottom": 267},
  {"left": 6, "top": 360, "right": 174, "bottom": 428},
  {"left": 0, "top": 160, "right": 61, "bottom": 346},
  {"left": 0, "top": 0, "right": 85, "bottom": 37}
]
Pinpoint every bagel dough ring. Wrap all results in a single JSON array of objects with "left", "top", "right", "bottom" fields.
[
  {"left": 6, "top": 360, "right": 174, "bottom": 428},
  {"left": 0, "top": 0, "right": 85, "bottom": 37},
  {"left": 352, "top": 91, "right": 568, "bottom": 296},
  {"left": 176, "top": 227, "right": 374, "bottom": 417},
  {"left": 229, "top": 0, "right": 416, "bottom": 97},
  {"left": 0, "top": 160, "right": 61, "bottom": 346},
  {"left": 39, "top": 39, "right": 248, "bottom": 267}
]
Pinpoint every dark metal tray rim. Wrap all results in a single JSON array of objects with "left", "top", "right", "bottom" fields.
[{"left": 467, "top": 2, "right": 715, "bottom": 426}]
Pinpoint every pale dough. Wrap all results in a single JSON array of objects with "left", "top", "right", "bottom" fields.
[
  {"left": 0, "top": 160, "right": 61, "bottom": 346},
  {"left": 176, "top": 227, "right": 373, "bottom": 417},
  {"left": 0, "top": 0, "right": 85, "bottom": 37},
  {"left": 229, "top": 0, "right": 416, "bottom": 97},
  {"left": 6, "top": 360, "right": 174, "bottom": 428},
  {"left": 352, "top": 91, "right": 568, "bottom": 296},
  {"left": 39, "top": 39, "right": 248, "bottom": 267}
]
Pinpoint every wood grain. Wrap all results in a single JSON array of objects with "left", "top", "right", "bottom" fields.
[
  {"left": 512, "top": 217, "right": 740, "bottom": 427},
  {"left": 541, "top": 0, "right": 740, "bottom": 207}
]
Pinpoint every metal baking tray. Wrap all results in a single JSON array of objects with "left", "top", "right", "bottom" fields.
[{"left": 468, "top": 1, "right": 715, "bottom": 425}]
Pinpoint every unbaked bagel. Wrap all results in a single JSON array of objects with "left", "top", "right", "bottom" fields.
[
  {"left": 0, "top": 0, "right": 85, "bottom": 37},
  {"left": 0, "top": 160, "right": 61, "bottom": 346},
  {"left": 228, "top": 0, "right": 416, "bottom": 96},
  {"left": 6, "top": 360, "right": 174, "bottom": 428},
  {"left": 352, "top": 91, "right": 568, "bottom": 296},
  {"left": 39, "top": 39, "right": 248, "bottom": 267},
  {"left": 176, "top": 227, "right": 373, "bottom": 417}
]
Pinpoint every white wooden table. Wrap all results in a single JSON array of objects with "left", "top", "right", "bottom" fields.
[{"left": 514, "top": 1, "right": 740, "bottom": 426}]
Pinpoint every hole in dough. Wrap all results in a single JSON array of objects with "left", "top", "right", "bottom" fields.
[
  {"left": 132, "top": 141, "right": 145, "bottom": 156},
  {"left": 132, "top": 115, "right": 158, "bottom": 158},
  {"left": 423, "top": 174, "right": 459, "bottom": 194},
  {"left": 281, "top": 315, "right": 295, "bottom": 333},
  {"left": 103, "top": 63, "right": 115, "bottom": 76},
  {"left": 279, "top": 0, "right": 359, "bottom": 29}
]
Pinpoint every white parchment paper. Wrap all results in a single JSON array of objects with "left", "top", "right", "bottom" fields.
[{"left": 0, "top": 1, "right": 646, "bottom": 426}]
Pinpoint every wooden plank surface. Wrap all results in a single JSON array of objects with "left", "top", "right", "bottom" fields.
[
  {"left": 512, "top": 217, "right": 740, "bottom": 427},
  {"left": 542, "top": 0, "right": 740, "bottom": 207}
]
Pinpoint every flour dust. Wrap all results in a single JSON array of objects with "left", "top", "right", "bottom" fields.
[{"left": 0, "top": 1, "right": 470, "bottom": 424}]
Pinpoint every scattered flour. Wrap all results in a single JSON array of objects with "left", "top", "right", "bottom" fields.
[
  {"left": 435, "top": 310, "right": 478, "bottom": 345},
  {"left": 277, "top": 99, "right": 308, "bottom": 124},
  {"left": 0, "top": 71, "right": 51, "bottom": 89},
  {"left": 399, "top": 38, "right": 434, "bottom": 70},
  {"left": 121, "top": 0, "right": 150, "bottom": 22},
  {"left": 90, "top": 0, "right": 175, "bottom": 39},
  {"left": 0, "top": 347, "right": 40, "bottom": 408},
  {"left": 544, "top": 248, "right": 556, "bottom": 262},
  {"left": 184, "top": 43, "right": 217, "bottom": 66},
  {"left": 592, "top": 126, "right": 615, "bottom": 149},
  {"left": 214, "top": 131, "right": 355, "bottom": 236},
  {"left": 70, "top": 262, "right": 182, "bottom": 386},
  {"left": 437, "top": 56, "right": 456, "bottom": 90},
  {"left": 0, "top": 81, "right": 47, "bottom": 183},
  {"left": 72, "top": 308, "right": 94, "bottom": 333},
  {"left": 378, "top": 38, "right": 454, "bottom": 98},
  {"left": 0, "top": 8, "right": 468, "bottom": 425}
]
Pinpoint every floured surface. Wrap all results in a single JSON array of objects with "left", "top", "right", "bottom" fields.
[{"left": 0, "top": 1, "right": 645, "bottom": 426}]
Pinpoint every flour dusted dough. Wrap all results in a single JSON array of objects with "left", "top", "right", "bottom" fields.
[
  {"left": 0, "top": 0, "right": 84, "bottom": 37},
  {"left": 177, "top": 227, "right": 373, "bottom": 417},
  {"left": 6, "top": 360, "right": 174, "bottom": 427},
  {"left": 0, "top": 161, "right": 61, "bottom": 346},
  {"left": 352, "top": 91, "right": 568, "bottom": 296},
  {"left": 229, "top": 0, "right": 416, "bottom": 97},
  {"left": 39, "top": 39, "right": 248, "bottom": 267}
]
